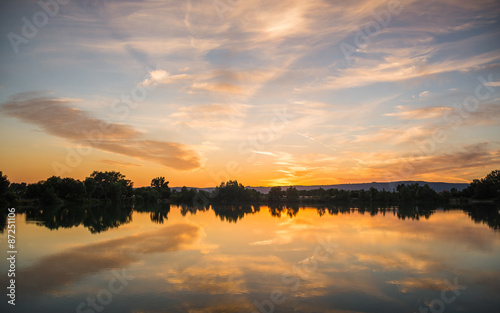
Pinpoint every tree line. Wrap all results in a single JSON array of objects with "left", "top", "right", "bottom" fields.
[{"left": 0, "top": 169, "right": 499, "bottom": 207}]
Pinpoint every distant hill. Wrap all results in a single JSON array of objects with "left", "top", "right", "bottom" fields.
[{"left": 172, "top": 181, "right": 469, "bottom": 193}]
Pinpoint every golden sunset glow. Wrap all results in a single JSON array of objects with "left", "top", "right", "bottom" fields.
[{"left": 1, "top": 0, "right": 499, "bottom": 186}]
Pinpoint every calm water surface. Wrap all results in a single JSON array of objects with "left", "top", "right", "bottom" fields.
[{"left": 1, "top": 205, "right": 499, "bottom": 313}]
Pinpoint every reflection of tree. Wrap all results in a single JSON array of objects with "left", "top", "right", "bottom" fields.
[
  {"left": 396, "top": 204, "right": 436, "bottom": 220},
  {"left": 150, "top": 208, "right": 170, "bottom": 224},
  {"left": 21, "top": 204, "right": 133, "bottom": 233},
  {"left": 269, "top": 204, "right": 299, "bottom": 218},
  {"left": 212, "top": 204, "right": 259, "bottom": 223},
  {"left": 179, "top": 204, "right": 209, "bottom": 217},
  {"left": 134, "top": 203, "right": 173, "bottom": 224},
  {"left": 314, "top": 203, "right": 437, "bottom": 221},
  {"left": 318, "top": 205, "right": 352, "bottom": 216},
  {"left": 0, "top": 207, "right": 7, "bottom": 233},
  {"left": 85, "top": 205, "right": 133, "bottom": 233},
  {"left": 463, "top": 204, "right": 500, "bottom": 230},
  {"left": 9, "top": 202, "right": 500, "bottom": 233}
]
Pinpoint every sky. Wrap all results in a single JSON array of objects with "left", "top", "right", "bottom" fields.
[{"left": 0, "top": 0, "right": 499, "bottom": 187}]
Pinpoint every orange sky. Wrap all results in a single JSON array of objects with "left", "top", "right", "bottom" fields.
[{"left": 0, "top": 0, "right": 499, "bottom": 187}]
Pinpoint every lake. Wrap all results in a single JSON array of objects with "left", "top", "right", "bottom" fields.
[{"left": 1, "top": 204, "right": 499, "bottom": 313}]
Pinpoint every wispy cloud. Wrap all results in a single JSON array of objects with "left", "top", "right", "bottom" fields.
[
  {"left": 140, "top": 69, "right": 191, "bottom": 87},
  {"left": 359, "top": 142, "right": 500, "bottom": 182},
  {"left": 322, "top": 51, "right": 500, "bottom": 91},
  {"left": 169, "top": 102, "right": 251, "bottom": 129},
  {"left": 100, "top": 159, "right": 142, "bottom": 168},
  {"left": 386, "top": 105, "right": 453, "bottom": 120},
  {"left": 0, "top": 92, "right": 201, "bottom": 170}
]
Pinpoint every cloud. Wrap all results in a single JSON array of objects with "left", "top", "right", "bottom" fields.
[
  {"left": 169, "top": 102, "right": 251, "bottom": 129},
  {"left": 190, "top": 82, "right": 245, "bottom": 95},
  {"left": 459, "top": 102, "right": 500, "bottom": 126},
  {"left": 100, "top": 159, "right": 142, "bottom": 167},
  {"left": 252, "top": 151, "right": 278, "bottom": 157},
  {"left": 362, "top": 142, "right": 500, "bottom": 182},
  {"left": 350, "top": 124, "right": 436, "bottom": 145},
  {"left": 322, "top": 51, "right": 500, "bottom": 90},
  {"left": 386, "top": 105, "right": 453, "bottom": 120},
  {"left": 484, "top": 81, "right": 500, "bottom": 87},
  {"left": 0, "top": 92, "right": 201, "bottom": 170},
  {"left": 140, "top": 69, "right": 192, "bottom": 87}
]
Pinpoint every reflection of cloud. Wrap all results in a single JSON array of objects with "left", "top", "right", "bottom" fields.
[
  {"left": 0, "top": 92, "right": 201, "bottom": 170},
  {"left": 388, "top": 277, "right": 448, "bottom": 293},
  {"left": 158, "top": 254, "right": 291, "bottom": 297},
  {"left": 354, "top": 251, "right": 435, "bottom": 274},
  {"left": 184, "top": 301, "right": 255, "bottom": 313},
  {"left": 15, "top": 223, "right": 200, "bottom": 294}
]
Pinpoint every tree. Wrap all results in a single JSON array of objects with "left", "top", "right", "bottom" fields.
[
  {"left": 468, "top": 170, "right": 500, "bottom": 199},
  {"left": 84, "top": 177, "right": 97, "bottom": 198},
  {"left": 26, "top": 182, "right": 43, "bottom": 199},
  {"left": 482, "top": 170, "right": 500, "bottom": 198},
  {"left": 58, "top": 177, "right": 86, "bottom": 201},
  {"left": 268, "top": 186, "right": 282, "bottom": 202},
  {"left": 0, "top": 171, "right": 10, "bottom": 196},
  {"left": 285, "top": 187, "right": 299, "bottom": 202},
  {"left": 172, "top": 186, "right": 198, "bottom": 203},
  {"left": 40, "top": 186, "right": 60, "bottom": 205},
  {"left": 212, "top": 180, "right": 249, "bottom": 203},
  {"left": 134, "top": 186, "right": 161, "bottom": 203},
  {"left": 151, "top": 177, "right": 170, "bottom": 199},
  {"left": 0, "top": 171, "right": 12, "bottom": 205},
  {"left": 85, "top": 171, "right": 133, "bottom": 201},
  {"left": 151, "top": 177, "right": 166, "bottom": 189}
]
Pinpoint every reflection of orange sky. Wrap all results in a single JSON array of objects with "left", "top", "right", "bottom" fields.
[{"left": 5, "top": 206, "right": 500, "bottom": 312}]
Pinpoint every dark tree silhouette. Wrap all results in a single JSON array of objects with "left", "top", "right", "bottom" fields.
[
  {"left": 285, "top": 187, "right": 299, "bottom": 202},
  {"left": 268, "top": 186, "right": 282, "bottom": 202},
  {"left": 151, "top": 176, "right": 170, "bottom": 199}
]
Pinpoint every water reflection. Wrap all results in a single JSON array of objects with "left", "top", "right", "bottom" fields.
[
  {"left": 134, "top": 203, "right": 171, "bottom": 224},
  {"left": 1, "top": 203, "right": 500, "bottom": 233},
  {"left": 0, "top": 204, "right": 499, "bottom": 313},
  {"left": 179, "top": 204, "right": 210, "bottom": 217},
  {"left": 212, "top": 204, "right": 260, "bottom": 222},
  {"left": 19, "top": 204, "right": 133, "bottom": 233},
  {"left": 463, "top": 203, "right": 500, "bottom": 230},
  {"left": 269, "top": 204, "right": 299, "bottom": 218},
  {"left": 7, "top": 223, "right": 201, "bottom": 296}
]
